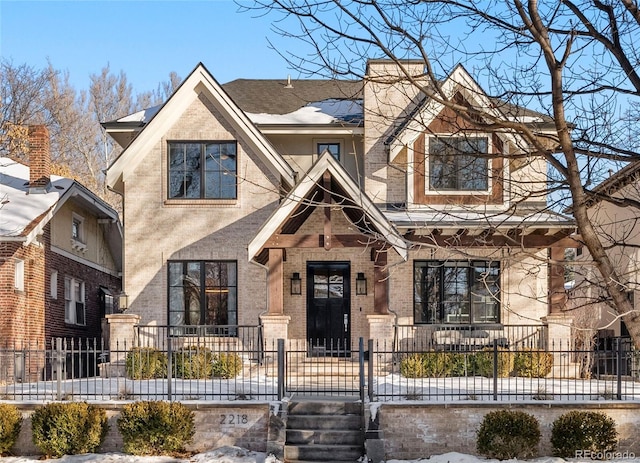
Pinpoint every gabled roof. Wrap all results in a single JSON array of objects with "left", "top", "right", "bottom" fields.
[
  {"left": 385, "top": 65, "right": 546, "bottom": 162},
  {"left": 0, "top": 157, "right": 122, "bottom": 268},
  {"left": 248, "top": 152, "right": 408, "bottom": 262},
  {"left": 586, "top": 160, "right": 640, "bottom": 206},
  {"left": 106, "top": 63, "right": 297, "bottom": 192}
]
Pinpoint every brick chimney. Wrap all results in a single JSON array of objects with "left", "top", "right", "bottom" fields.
[{"left": 28, "top": 125, "right": 51, "bottom": 194}]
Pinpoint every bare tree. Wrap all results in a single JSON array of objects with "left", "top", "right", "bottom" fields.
[{"left": 240, "top": 0, "right": 640, "bottom": 346}]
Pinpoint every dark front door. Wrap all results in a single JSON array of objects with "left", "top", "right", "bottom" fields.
[{"left": 307, "top": 262, "right": 351, "bottom": 356}]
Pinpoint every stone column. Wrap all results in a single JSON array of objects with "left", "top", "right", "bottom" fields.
[
  {"left": 543, "top": 313, "right": 579, "bottom": 378},
  {"left": 367, "top": 314, "right": 395, "bottom": 365},
  {"left": 260, "top": 314, "right": 291, "bottom": 354},
  {"left": 102, "top": 313, "right": 141, "bottom": 377}
]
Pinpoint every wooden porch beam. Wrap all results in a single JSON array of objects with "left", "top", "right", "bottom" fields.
[
  {"left": 323, "top": 171, "right": 331, "bottom": 251},
  {"left": 405, "top": 231, "right": 580, "bottom": 248},
  {"left": 265, "top": 234, "right": 383, "bottom": 248},
  {"left": 267, "top": 249, "right": 284, "bottom": 315}
]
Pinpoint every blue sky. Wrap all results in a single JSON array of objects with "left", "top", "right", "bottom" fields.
[{"left": 1, "top": 0, "right": 299, "bottom": 93}]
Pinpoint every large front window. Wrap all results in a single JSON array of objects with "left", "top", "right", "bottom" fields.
[
  {"left": 168, "top": 142, "right": 237, "bottom": 199},
  {"left": 168, "top": 261, "right": 237, "bottom": 331},
  {"left": 65, "top": 277, "right": 85, "bottom": 325},
  {"left": 414, "top": 260, "right": 500, "bottom": 324},
  {"left": 429, "top": 136, "right": 488, "bottom": 191}
]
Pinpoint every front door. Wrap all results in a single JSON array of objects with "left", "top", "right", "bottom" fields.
[{"left": 307, "top": 262, "right": 351, "bottom": 356}]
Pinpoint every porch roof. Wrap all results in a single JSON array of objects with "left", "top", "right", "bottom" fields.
[{"left": 248, "top": 152, "right": 409, "bottom": 264}]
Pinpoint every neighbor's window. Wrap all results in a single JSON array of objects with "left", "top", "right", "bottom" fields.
[
  {"left": 64, "top": 277, "right": 86, "bottom": 326},
  {"left": 414, "top": 260, "right": 500, "bottom": 324},
  {"left": 71, "top": 214, "right": 85, "bottom": 242},
  {"left": 317, "top": 142, "right": 341, "bottom": 161},
  {"left": 14, "top": 259, "right": 24, "bottom": 291},
  {"left": 168, "top": 142, "right": 237, "bottom": 199},
  {"left": 50, "top": 270, "right": 58, "bottom": 299},
  {"left": 168, "top": 261, "right": 237, "bottom": 334},
  {"left": 429, "top": 136, "right": 488, "bottom": 191}
]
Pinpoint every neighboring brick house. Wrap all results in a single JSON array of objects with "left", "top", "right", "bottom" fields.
[
  {"left": 104, "top": 60, "right": 575, "bottom": 354},
  {"left": 0, "top": 126, "right": 122, "bottom": 362}
]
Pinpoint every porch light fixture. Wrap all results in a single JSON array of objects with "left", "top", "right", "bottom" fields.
[
  {"left": 356, "top": 272, "right": 367, "bottom": 296},
  {"left": 291, "top": 272, "right": 302, "bottom": 295},
  {"left": 118, "top": 292, "right": 129, "bottom": 312}
]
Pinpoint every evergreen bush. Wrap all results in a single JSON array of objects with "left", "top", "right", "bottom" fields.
[
  {"left": 0, "top": 403, "right": 22, "bottom": 455},
  {"left": 514, "top": 349, "right": 553, "bottom": 378},
  {"left": 551, "top": 411, "right": 618, "bottom": 457},
  {"left": 212, "top": 352, "right": 243, "bottom": 378},
  {"left": 173, "top": 346, "right": 213, "bottom": 379},
  {"left": 117, "top": 401, "right": 195, "bottom": 455},
  {"left": 477, "top": 410, "right": 541, "bottom": 460},
  {"left": 125, "top": 347, "right": 167, "bottom": 379},
  {"left": 474, "top": 347, "right": 514, "bottom": 378},
  {"left": 31, "top": 402, "right": 108, "bottom": 458}
]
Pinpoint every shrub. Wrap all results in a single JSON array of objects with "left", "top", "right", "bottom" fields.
[
  {"left": 551, "top": 411, "right": 618, "bottom": 458},
  {"left": 474, "top": 347, "right": 514, "bottom": 378},
  {"left": 126, "top": 347, "right": 166, "bottom": 379},
  {"left": 0, "top": 403, "right": 22, "bottom": 455},
  {"left": 514, "top": 349, "right": 553, "bottom": 378},
  {"left": 212, "top": 352, "right": 243, "bottom": 378},
  {"left": 31, "top": 402, "right": 108, "bottom": 458},
  {"left": 400, "top": 353, "right": 426, "bottom": 378},
  {"left": 173, "top": 346, "right": 213, "bottom": 379},
  {"left": 117, "top": 401, "right": 195, "bottom": 455},
  {"left": 477, "top": 410, "right": 541, "bottom": 460}
]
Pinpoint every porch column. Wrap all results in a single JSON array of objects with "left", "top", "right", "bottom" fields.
[
  {"left": 102, "top": 313, "right": 141, "bottom": 377},
  {"left": 267, "top": 248, "right": 284, "bottom": 315},
  {"left": 374, "top": 249, "right": 388, "bottom": 314},
  {"left": 549, "top": 246, "right": 567, "bottom": 314}
]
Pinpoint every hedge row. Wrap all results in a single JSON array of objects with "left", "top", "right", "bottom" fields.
[{"left": 401, "top": 348, "right": 553, "bottom": 378}]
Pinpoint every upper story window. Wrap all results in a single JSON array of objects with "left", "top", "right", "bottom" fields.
[
  {"left": 414, "top": 260, "right": 500, "bottom": 325},
  {"left": 428, "top": 136, "right": 488, "bottom": 191},
  {"left": 71, "top": 214, "right": 87, "bottom": 251},
  {"left": 317, "top": 142, "right": 341, "bottom": 161},
  {"left": 168, "top": 142, "right": 237, "bottom": 199}
]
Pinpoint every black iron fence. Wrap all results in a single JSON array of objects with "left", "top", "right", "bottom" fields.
[{"left": 1, "top": 328, "right": 638, "bottom": 402}]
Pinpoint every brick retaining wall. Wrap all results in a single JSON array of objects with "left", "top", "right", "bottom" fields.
[{"left": 373, "top": 402, "right": 640, "bottom": 461}]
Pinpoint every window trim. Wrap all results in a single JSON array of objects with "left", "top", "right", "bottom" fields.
[
  {"left": 14, "top": 259, "right": 24, "bottom": 291},
  {"left": 413, "top": 259, "right": 501, "bottom": 325},
  {"left": 64, "top": 277, "right": 86, "bottom": 326},
  {"left": 166, "top": 141, "right": 238, "bottom": 201},
  {"left": 411, "top": 132, "right": 505, "bottom": 206},
  {"left": 427, "top": 135, "right": 490, "bottom": 193},
  {"left": 71, "top": 213, "right": 87, "bottom": 252}
]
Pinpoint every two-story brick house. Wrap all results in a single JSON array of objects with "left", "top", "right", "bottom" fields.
[
  {"left": 104, "top": 60, "right": 574, "bottom": 354},
  {"left": 0, "top": 126, "right": 122, "bottom": 378}
]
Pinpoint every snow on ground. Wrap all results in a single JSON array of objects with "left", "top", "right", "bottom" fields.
[{"left": 0, "top": 448, "right": 639, "bottom": 463}]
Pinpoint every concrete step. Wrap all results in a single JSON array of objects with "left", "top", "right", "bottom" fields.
[
  {"left": 287, "top": 414, "right": 361, "bottom": 430},
  {"left": 284, "top": 400, "right": 364, "bottom": 463},
  {"left": 284, "top": 444, "right": 363, "bottom": 461},
  {"left": 286, "top": 429, "right": 362, "bottom": 445}
]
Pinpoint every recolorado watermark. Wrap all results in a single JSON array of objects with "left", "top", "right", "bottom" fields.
[{"left": 575, "top": 450, "right": 636, "bottom": 460}]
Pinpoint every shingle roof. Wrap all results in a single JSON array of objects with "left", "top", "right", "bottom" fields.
[{"left": 221, "top": 79, "right": 363, "bottom": 115}]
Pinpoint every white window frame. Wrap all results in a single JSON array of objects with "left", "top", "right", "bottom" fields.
[
  {"left": 65, "top": 277, "right": 86, "bottom": 326},
  {"left": 71, "top": 213, "right": 87, "bottom": 252},
  {"left": 50, "top": 270, "right": 58, "bottom": 299},
  {"left": 14, "top": 259, "right": 24, "bottom": 291},
  {"left": 424, "top": 134, "right": 493, "bottom": 195}
]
